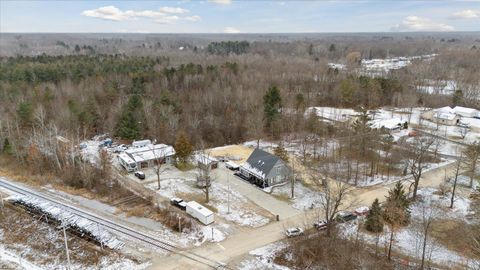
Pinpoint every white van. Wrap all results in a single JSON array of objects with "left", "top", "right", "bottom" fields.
[
  {"left": 186, "top": 201, "right": 214, "bottom": 225},
  {"left": 118, "top": 153, "right": 137, "bottom": 172}
]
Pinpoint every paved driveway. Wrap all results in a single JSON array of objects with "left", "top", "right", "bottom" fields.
[{"left": 212, "top": 164, "right": 301, "bottom": 219}]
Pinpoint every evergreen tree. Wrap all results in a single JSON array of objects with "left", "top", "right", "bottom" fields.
[
  {"left": 384, "top": 182, "right": 410, "bottom": 225},
  {"left": 353, "top": 107, "right": 373, "bottom": 157},
  {"left": 365, "top": 198, "right": 383, "bottom": 233},
  {"left": 274, "top": 142, "right": 289, "bottom": 162},
  {"left": 116, "top": 111, "right": 140, "bottom": 139},
  {"left": 3, "top": 138, "right": 13, "bottom": 155},
  {"left": 17, "top": 101, "right": 33, "bottom": 127},
  {"left": 175, "top": 131, "right": 193, "bottom": 164},
  {"left": 263, "top": 86, "right": 282, "bottom": 129}
]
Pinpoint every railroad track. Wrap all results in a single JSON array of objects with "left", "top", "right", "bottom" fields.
[{"left": 0, "top": 178, "right": 230, "bottom": 270}]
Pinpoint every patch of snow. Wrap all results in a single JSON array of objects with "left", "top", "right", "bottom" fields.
[{"left": 239, "top": 242, "right": 290, "bottom": 270}]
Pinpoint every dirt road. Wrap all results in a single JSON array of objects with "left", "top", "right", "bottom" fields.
[{"left": 148, "top": 162, "right": 461, "bottom": 269}]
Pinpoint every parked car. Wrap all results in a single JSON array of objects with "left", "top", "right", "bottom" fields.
[
  {"left": 313, "top": 220, "right": 328, "bottom": 230},
  {"left": 134, "top": 171, "right": 145, "bottom": 180},
  {"left": 113, "top": 144, "right": 128, "bottom": 153},
  {"left": 170, "top": 198, "right": 187, "bottom": 210},
  {"left": 336, "top": 211, "right": 357, "bottom": 223},
  {"left": 354, "top": 206, "right": 370, "bottom": 217},
  {"left": 285, "top": 227, "right": 304, "bottom": 237}
]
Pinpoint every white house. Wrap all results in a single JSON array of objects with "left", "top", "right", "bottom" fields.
[
  {"left": 124, "top": 143, "right": 175, "bottom": 169},
  {"left": 371, "top": 118, "right": 406, "bottom": 132},
  {"left": 453, "top": 106, "right": 478, "bottom": 118}
]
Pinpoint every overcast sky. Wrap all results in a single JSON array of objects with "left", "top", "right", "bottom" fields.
[{"left": 1, "top": 0, "right": 479, "bottom": 33}]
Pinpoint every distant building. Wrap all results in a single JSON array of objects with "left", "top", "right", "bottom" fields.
[
  {"left": 453, "top": 106, "right": 478, "bottom": 118},
  {"left": 239, "top": 148, "right": 292, "bottom": 188},
  {"left": 422, "top": 106, "right": 460, "bottom": 126},
  {"left": 371, "top": 118, "right": 406, "bottom": 132},
  {"left": 194, "top": 153, "right": 219, "bottom": 170},
  {"left": 123, "top": 143, "right": 175, "bottom": 169}
]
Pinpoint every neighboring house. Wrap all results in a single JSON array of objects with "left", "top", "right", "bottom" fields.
[
  {"left": 239, "top": 148, "right": 292, "bottom": 188},
  {"left": 421, "top": 106, "right": 460, "bottom": 126},
  {"left": 371, "top": 118, "right": 406, "bottom": 132},
  {"left": 195, "top": 153, "right": 219, "bottom": 170},
  {"left": 124, "top": 143, "right": 175, "bottom": 169},
  {"left": 453, "top": 106, "right": 478, "bottom": 118},
  {"left": 433, "top": 111, "right": 460, "bottom": 126}
]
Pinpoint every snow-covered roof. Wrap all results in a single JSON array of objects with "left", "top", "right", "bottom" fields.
[
  {"left": 195, "top": 153, "right": 218, "bottom": 165},
  {"left": 118, "top": 153, "right": 136, "bottom": 164},
  {"left": 241, "top": 162, "right": 266, "bottom": 180},
  {"left": 435, "top": 111, "right": 457, "bottom": 121},
  {"left": 126, "top": 143, "right": 175, "bottom": 163},
  {"left": 371, "top": 118, "right": 404, "bottom": 130},
  {"left": 186, "top": 201, "right": 213, "bottom": 217},
  {"left": 305, "top": 107, "right": 358, "bottom": 122},
  {"left": 437, "top": 106, "right": 454, "bottom": 113},
  {"left": 132, "top": 139, "right": 152, "bottom": 148},
  {"left": 225, "top": 161, "right": 239, "bottom": 169},
  {"left": 453, "top": 106, "right": 478, "bottom": 115}
]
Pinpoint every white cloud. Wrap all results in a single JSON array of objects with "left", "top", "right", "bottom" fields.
[
  {"left": 391, "top": 16, "right": 454, "bottom": 32},
  {"left": 449, "top": 9, "right": 480, "bottom": 19},
  {"left": 82, "top": 6, "right": 199, "bottom": 24},
  {"left": 208, "top": 0, "right": 232, "bottom": 5},
  {"left": 159, "top": 7, "right": 189, "bottom": 14},
  {"left": 185, "top": 15, "right": 202, "bottom": 22},
  {"left": 224, "top": 26, "right": 240, "bottom": 33},
  {"left": 155, "top": 16, "right": 180, "bottom": 24},
  {"left": 82, "top": 6, "right": 128, "bottom": 21}
]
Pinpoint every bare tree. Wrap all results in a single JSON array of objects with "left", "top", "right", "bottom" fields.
[
  {"left": 464, "top": 142, "right": 480, "bottom": 188},
  {"left": 450, "top": 151, "right": 463, "bottom": 209},
  {"left": 405, "top": 135, "right": 437, "bottom": 199},
  {"left": 151, "top": 144, "right": 168, "bottom": 190},
  {"left": 196, "top": 151, "right": 214, "bottom": 203},
  {"left": 417, "top": 204, "right": 438, "bottom": 270},
  {"left": 315, "top": 163, "right": 354, "bottom": 236},
  {"left": 457, "top": 126, "right": 469, "bottom": 140}
]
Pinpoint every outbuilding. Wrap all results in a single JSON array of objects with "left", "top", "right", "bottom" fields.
[
  {"left": 195, "top": 153, "right": 219, "bottom": 170},
  {"left": 124, "top": 143, "right": 175, "bottom": 169},
  {"left": 453, "top": 106, "right": 478, "bottom": 118}
]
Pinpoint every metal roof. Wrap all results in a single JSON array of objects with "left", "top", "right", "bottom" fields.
[{"left": 244, "top": 148, "right": 280, "bottom": 178}]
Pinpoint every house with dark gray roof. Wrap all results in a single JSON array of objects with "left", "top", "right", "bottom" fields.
[{"left": 239, "top": 148, "right": 292, "bottom": 188}]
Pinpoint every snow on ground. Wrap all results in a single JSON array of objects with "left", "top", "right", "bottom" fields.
[
  {"left": 239, "top": 242, "right": 291, "bottom": 270},
  {"left": 244, "top": 140, "right": 278, "bottom": 150},
  {"left": 414, "top": 187, "right": 474, "bottom": 220},
  {"left": 270, "top": 182, "right": 324, "bottom": 210},
  {"left": 339, "top": 187, "right": 478, "bottom": 268},
  {"left": 147, "top": 177, "right": 269, "bottom": 228}
]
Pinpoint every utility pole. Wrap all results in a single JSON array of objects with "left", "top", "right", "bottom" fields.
[
  {"left": 227, "top": 175, "right": 231, "bottom": 214},
  {"left": 0, "top": 192, "right": 4, "bottom": 216},
  {"left": 62, "top": 224, "right": 72, "bottom": 270},
  {"left": 178, "top": 215, "right": 182, "bottom": 232},
  {"left": 291, "top": 157, "right": 295, "bottom": 199}
]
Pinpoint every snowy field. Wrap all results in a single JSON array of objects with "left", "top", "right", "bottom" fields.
[
  {"left": 238, "top": 242, "right": 290, "bottom": 270},
  {"left": 340, "top": 186, "right": 478, "bottom": 269},
  {"left": 146, "top": 177, "right": 270, "bottom": 228},
  {"left": 270, "top": 182, "right": 324, "bottom": 210}
]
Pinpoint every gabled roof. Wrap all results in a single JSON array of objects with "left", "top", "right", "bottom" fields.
[{"left": 244, "top": 148, "right": 280, "bottom": 178}]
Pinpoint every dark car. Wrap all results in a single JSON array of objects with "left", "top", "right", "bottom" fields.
[
  {"left": 170, "top": 198, "right": 187, "bottom": 210},
  {"left": 336, "top": 211, "right": 357, "bottom": 223},
  {"left": 313, "top": 220, "right": 328, "bottom": 230},
  {"left": 134, "top": 171, "right": 145, "bottom": 180}
]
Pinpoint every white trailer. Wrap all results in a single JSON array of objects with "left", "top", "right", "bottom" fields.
[
  {"left": 118, "top": 153, "right": 137, "bottom": 172},
  {"left": 186, "top": 201, "right": 214, "bottom": 225}
]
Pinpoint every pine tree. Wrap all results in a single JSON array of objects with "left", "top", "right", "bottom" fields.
[
  {"left": 384, "top": 181, "right": 410, "bottom": 225},
  {"left": 3, "top": 138, "right": 13, "bottom": 155},
  {"left": 175, "top": 131, "right": 193, "bottom": 164},
  {"left": 263, "top": 86, "right": 282, "bottom": 129},
  {"left": 116, "top": 111, "right": 140, "bottom": 139},
  {"left": 365, "top": 198, "right": 383, "bottom": 233},
  {"left": 274, "top": 142, "right": 289, "bottom": 162},
  {"left": 17, "top": 101, "right": 33, "bottom": 127}
]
